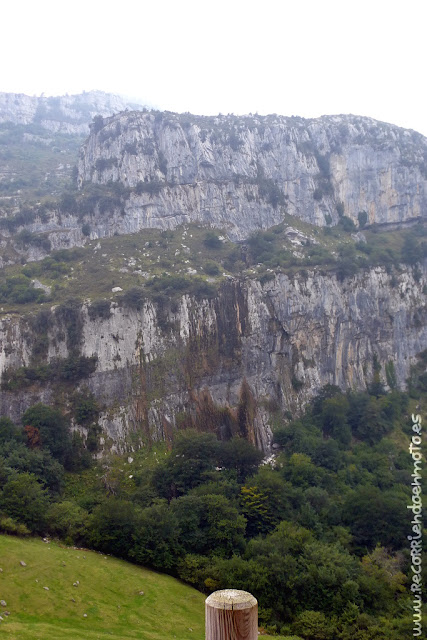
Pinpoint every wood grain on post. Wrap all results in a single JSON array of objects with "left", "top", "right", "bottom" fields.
[{"left": 205, "top": 589, "right": 258, "bottom": 640}]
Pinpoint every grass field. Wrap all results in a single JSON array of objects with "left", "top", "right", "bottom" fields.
[{"left": 0, "top": 535, "right": 205, "bottom": 640}]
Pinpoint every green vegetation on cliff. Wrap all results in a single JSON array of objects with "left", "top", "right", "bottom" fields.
[{"left": 0, "top": 219, "right": 425, "bottom": 315}]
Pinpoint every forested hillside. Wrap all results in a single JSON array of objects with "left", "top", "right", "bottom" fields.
[{"left": 1, "top": 381, "right": 425, "bottom": 638}]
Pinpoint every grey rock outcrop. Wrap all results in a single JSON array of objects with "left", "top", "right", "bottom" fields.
[
  {"left": 1, "top": 264, "right": 425, "bottom": 452},
  {"left": 0, "top": 91, "right": 147, "bottom": 135},
  {"left": 78, "top": 111, "right": 427, "bottom": 240}
]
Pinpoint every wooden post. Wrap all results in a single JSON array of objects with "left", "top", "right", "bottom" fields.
[{"left": 205, "top": 589, "right": 258, "bottom": 640}]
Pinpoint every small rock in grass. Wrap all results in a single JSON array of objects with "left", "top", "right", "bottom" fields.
[
  {"left": 20, "top": 561, "right": 26, "bottom": 567},
  {"left": 0, "top": 568, "right": 3, "bottom": 572},
  {"left": 139, "top": 591, "right": 144, "bottom": 596},
  {"left": 0, "top": 600, "right": 6, "bottom": 607},
  {"left": 43, "top": 587, "right": 49, "bottom": 591},
  {"left": 71, "top": 598, "right": 76, "bottom": 602},
  {"left": 3, "top": 611, "right": 10, "bottom": 616},
  {"left": 83, "top": 613, "right": 87, "bottom": 618}
]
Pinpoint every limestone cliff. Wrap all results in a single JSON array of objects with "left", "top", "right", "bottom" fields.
[
  {"left": 0, "top": 91, "right": 146, "bottom": 135},
  {"left": 1, "top": 264, "right": 425, "bottom": 452},
  {"left": 78, "top": 111, "right": 427, "bottom": 239}
]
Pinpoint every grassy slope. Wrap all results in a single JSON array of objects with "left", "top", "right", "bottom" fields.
[
  {"left": 1, "top": 216, "right": 420, "bottom": 318},
  {"left": 0, "top": 535, "right": 205, "bottom": 640}
]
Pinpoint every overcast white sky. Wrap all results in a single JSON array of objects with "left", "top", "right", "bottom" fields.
[{"left": 2, "top": 0, "right": 427, "bottom": 135}]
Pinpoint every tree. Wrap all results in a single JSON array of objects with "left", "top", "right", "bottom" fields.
[
  {"left": 349, "top": 396, "right": 391, "bottom": 445},
  {"left": 312, "top": 439, "right": 342, "bottom": 471},
  {"left": 22, "top": 403, "right": 71, "bottom": 465},
  {"left": 2, "top": 441, "right": 64, "bottom": 494},
  {"left": 152, "top": 430, "right": 220, "bottom": 499},
  {"left": 219, "top": 438, "right": 263, "bottom": 482},
  {"left": 46, "top": 501, "right": 90, "bottom": 545},
  {"left": 0, "top": 472, "right": 50, "bottom": 533},
  {"left": 24, "top": 424, "right": 41, "bottom": 449},
  {"left": 89, "top": 498, "right": 138, "bottom": 558},
  {"left": 240, "top": 485, "right": 274, "bottom": 537},
  {"left": 173, "top": 493, "right": 246, "bottom": 557},
  {"left": 130, "top": 502, "right": 182, "bottom": 570},
  {"left": 282, "top": 453, "right": 324, "bottom": 489},
  {"left": 318, "top": 396, "right": 351, "bottom": 445},
  {"left": 342, "top": 486, "right": 408, "bottom": 551},
  {"left": 293, "top": 611, "right": 333, "bottom": 640},
  {"left": 0, "top": 417, "right": 21, "bottom": 443}
]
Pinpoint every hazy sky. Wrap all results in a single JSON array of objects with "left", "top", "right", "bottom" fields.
[{"left": 2, "top": 0, "right": 426, "bottom": 135}]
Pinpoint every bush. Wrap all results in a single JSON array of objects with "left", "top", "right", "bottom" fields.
[
  {"left": 315, "top": 152, "right": 330, "bottom": 177},
  {"left": 88, "top": 299, "right": 111, "bottom": 320},
  {"left": 60, "top": 192, "right": 77, "bottom": 213},
  {"left": 256, "top": 164, "right": 285, "bottom": 209},
  {"left": 46, "top": 501, "right": 90, "bottom": 544},
  {"left": 358, "top": 210, "right": 368, "bottom": 228},
  {"left": 336, "top": 245, "right": 359, "bottom": 280},
  {"left": 16, "top": 230, "right": 51, "bottom": 251},
  {"left": 204, "top": 230, "right": 222, "bottom": 249},
  {"left": 339, "top": 216, "right": 356, "bottom": 232},
  {"left": 203, "top": 261, "right": 220, "bottom": 276},
  {"left": 291, "top": 375, "right": 304, "bottom": 391},
  {"left": 122, "top": 287, "right": 146, "bottom": 310},
  {"left": 336, "top": 201, "right": 345, "bottom": 217},
  {"left": 55, "top": 298, "right": 83, "bottom": 351},
  {"left": 0, "top": 275, "right": 46, "bottom": 304},
  {"left": 158, "top": 150, "right": 168, "bottom": 175},
  {"left": 81, "top": 222, "right": 91, "bottom": 237},
  {"left": 1, "top": 355, "right": 98, "bottom": 391},
  {"left": 0, "top": 515, "right": 30, "bottom": 536},
  {"left": 92, "top": 115, "right": 104, "bottom": 133},
  {"left": 73, "top": 389, "right": 100, "bottom": 426}
]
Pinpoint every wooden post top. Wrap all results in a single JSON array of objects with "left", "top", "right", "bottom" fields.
[{"left": 205, "top": 589, "right": 258, "bottom": 610}]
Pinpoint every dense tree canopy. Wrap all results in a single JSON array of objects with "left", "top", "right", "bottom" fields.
[{"left": 0, "top": 385, "right": 419, "bottom": 638}]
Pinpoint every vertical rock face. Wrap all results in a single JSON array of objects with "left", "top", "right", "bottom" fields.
[
  {"left": 78, "top": 111, "right": 427, "bottom": 239},
  {"left": 1, "top": 266, "right": 425, "bottom": 452}
]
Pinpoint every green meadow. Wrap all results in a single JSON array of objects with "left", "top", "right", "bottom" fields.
[{"left": 0, "top": 535, "right": 205, "bottom": 640}]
